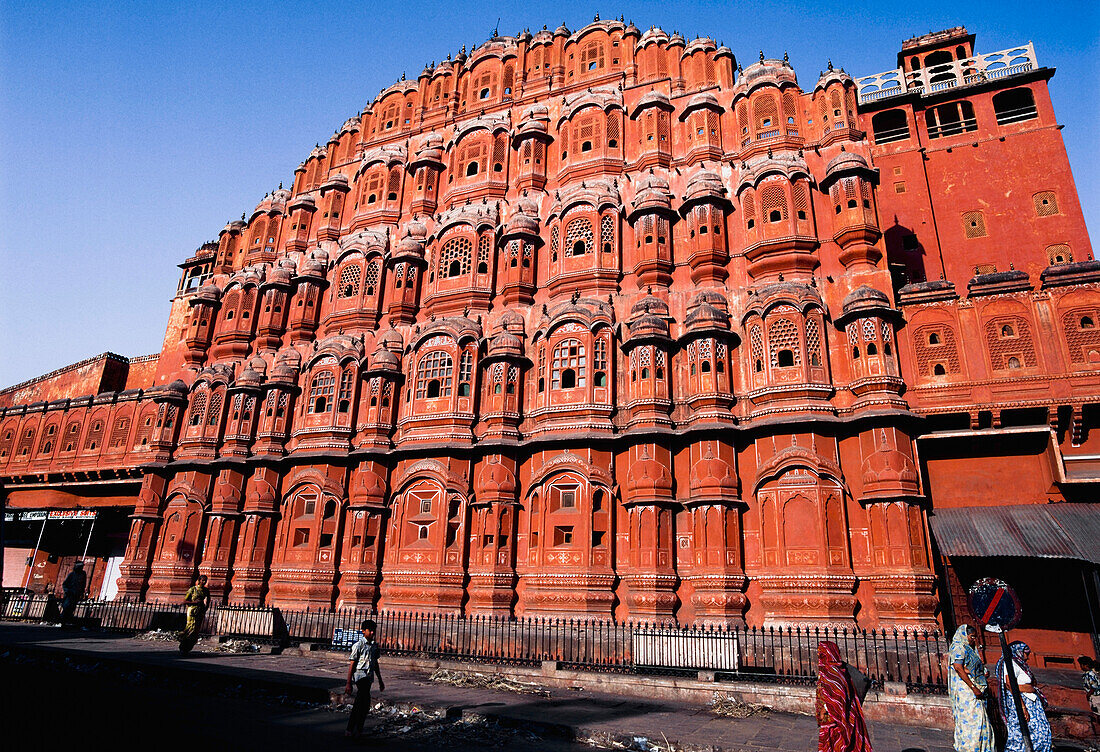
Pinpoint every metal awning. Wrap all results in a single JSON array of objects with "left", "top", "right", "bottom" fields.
[{"left": 929, "top": 504, "right": 1100, "bottom": 565}]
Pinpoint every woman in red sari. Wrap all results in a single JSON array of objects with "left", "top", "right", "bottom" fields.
[{"left": 817, "top": 641, "right": 874, "bottom": 752}]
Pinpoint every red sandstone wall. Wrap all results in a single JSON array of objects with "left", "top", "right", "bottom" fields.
[{"left": 0, "top": 353, "right": 128, "bottom": 408}]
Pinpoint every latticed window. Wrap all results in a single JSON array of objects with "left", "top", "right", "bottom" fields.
[
  {"left": 189, "top": 391, "right": 207, "bottom": 426},
  {"left": 606, "top": 114, "right": 620, "bottom": 148},
  {"left": 459, "top": 350, "right": 473, "bottom": 395},
  {"left": 110, "top": 416, "right": 130, "bottom": 448},
  {"left": 600, "top": 214, "right": 615, "bottom": 254},
  {"left": 565, "top": 216, "right": 593, "bottom": 256},
  {"left": 915, "top": 325, "right": 961, "bottom": 376},
  {"left": 750, "top": 325, "right": 764, "bottom": 372},
  {"left": 551, "top": 339, "right": 586, "bottom": 389},
  {"left": 742, "top": 191, "right": 756, "bottom": 227},
  {"left": 491, "top": 362, "right": 505, "bottom": 393},
  {"left": 806, "top": 318, "right": 823, "bottom": 366},
  {"left": 477, "top": 235, "right": 491, "bottom": 273},
  {"left": 769, "top": 318, "right": 801, "bottom": 367},
  {"left": 1033, "top": 191, "right": 1058, "bottom": 217},
  {"left": 338, "top": 370, "right": 354, "bottom": 412},
  {"left": 416, "top": 351, "right": 453, "bottom": 398},
  {"left": 364, "top": 260, "right": 380, "bottom": 295},
  {"left": 594, "top": 337, "right": 608, "bottom": 371},
  {"left": 962, "top": 211, "right": 987, "bottom": 239},
  {"left": 550, "top": 225, "right": 559, "bottom": 257},
  {"left": 580, "top": 41, "right": 605, "bottom": 71},
  {"left": 439, "top": 236, "right": 472, "bottom": 278},
  {"left": 207, "top": 392, "right": 222, "bottom": 426},
  {"left": 1062, "top": 309, "right": 1100, "bottom": 364},
  {"left": 309, "top": 373, "right": 336, "bottom": 413},
  {"left": 338, "top": 264, "right": 361, "bottom": 298},
  {"left": 1047, "top": 244, "right": 1072, "bottom": 265},
  {"left": 761, "top": 184, "right": 787, "bottom": 222}
]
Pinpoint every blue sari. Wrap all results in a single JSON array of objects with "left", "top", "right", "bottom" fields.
[
  {"left": 948, "top": 625, "right": 995, "bottom": 752},
  {"left": 995, "top": 641, "right": 1052, "bottom": 752}
]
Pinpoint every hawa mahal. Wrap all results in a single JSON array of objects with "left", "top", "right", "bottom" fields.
[{"left": 2, "top": 20, "right": 1097, "bottom": 657}]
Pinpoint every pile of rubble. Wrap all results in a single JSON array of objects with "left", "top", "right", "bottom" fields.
[
  {"left": 215, "top": 638, "right": 260, "bottom": 654},
  {"left": 708, "top": 691, "right": 769, "bottom": 718},
  {"left": 329, "top": 700, "right": 548, "bottom": 748},
  {"left": 136, "top": 629, "right": 178, "bottom": 642},
  {"left": 424, "top": 668, "right": 552, "bottom": 696}
]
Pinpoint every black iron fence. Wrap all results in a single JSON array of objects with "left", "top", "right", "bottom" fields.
[{"left": 0, "top": 591, "right": 947, "bottom": 693}]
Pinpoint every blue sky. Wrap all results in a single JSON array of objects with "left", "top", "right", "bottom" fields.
[{"left": 1, "top": 0, "right": 1097, "bottom": 389}]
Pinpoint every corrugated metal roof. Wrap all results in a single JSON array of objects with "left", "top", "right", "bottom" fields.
[{"left": 929, "top": 504, "right": 1100, "bottom": 565}]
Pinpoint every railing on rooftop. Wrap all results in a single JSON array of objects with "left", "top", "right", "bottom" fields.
[
  {"left": 0, "top": 591, "right": 949, "bottom": 693},
  {"left": 856, "top": 43, "right": 1037, "bottom": 105}
]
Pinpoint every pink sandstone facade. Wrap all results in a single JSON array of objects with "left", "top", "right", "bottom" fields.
[{"left": 2, "top": 21, "right": 1097, "bottom": 658}]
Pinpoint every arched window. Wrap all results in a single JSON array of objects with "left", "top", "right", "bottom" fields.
[
  {"left": 551, "top": 339, "right": 586, "bottom": 390},
  {"left": 928, "top": 332, "right": 940, "bottom": 345},
  {"left": 933, "top": 364, "right": 947, "bottom": 376},
  {"left": 565, "top": 216, "right": 593, "bottom": 257},
  {"left": 458, "top": 350, "right": 473, "bottom": 396},
  {"left": 992, "top": 88, "right": 1038, "bottom": 125},
  {"left": 925, "top": 101, "right": 977, "bottom": 139},
  {"left": 466, "top": 161, "right": 479, "bottom": 176},
  {"left": 438, "top": 236, "right": 472, "bottom": 279},
  {"left": 188, "top": 392, "right": 207, "bottom": 426},
  {"left": 309, "top": 372, "right": 335, "bottom": 413},
  {"left": 777, "top": 350, "right": 795, "bottom": 367},
  {"left": 871, "top": 109, "right": 910, "bottom": 144},
  {"left": 338, "top": 264, "right": 361, "bottom": 299},
  {"left": 1001, "top": 324, "right": 1015, "bottom": 338},
  {"left": 416, "top": 351, "right": 453, "bottom": 399},
  {"left": 338, "top": 370, "right": 354, "bottom": 413}
]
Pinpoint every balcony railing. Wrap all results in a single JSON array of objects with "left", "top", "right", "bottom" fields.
[{"left": 856, "top": 43, "right": 1037, "bottom": 105}]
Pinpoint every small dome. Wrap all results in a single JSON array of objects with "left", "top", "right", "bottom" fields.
[
  {"left": 368, "top": 347, "right": 401, "bottom": 371},
  {"left": 194, "top": 283, "right": 220, "bottom": 303},
  {"left": 628, "top": 313, "right": 670, "bottom": 339},
  {"left": 683, "top": 169, "right": 727, "bottom": 204},
  {"left": 488, "top": 331, "right": 524, "bottom": 358},
  {"left": 475, "top": 457, "right": 517, "bottom": 499},
  {"left": 626, "top": 448, "right": 673, "bottom": 499},
  {"left": 843, "top": 284, "right": 890, "bottom": 311},
  {"left": 825, "top": 149, "right": 869, "bottom": 176},
  {"left": 377, "top": 327, "right": 403, "bottom": 352},
  {"left": 631, "top": 294, "right": 670, "bottom": 318},
  {"left": 162, "top": 379, "right": 189, "bottom": 398},
  {"left": 689, "top": 444, "right": 738, "bottom": 500},
  {"left": 301, "top": 256, "right": 326, "bottom": 277},
  {"left": 554, "top": 23, "right": 570, "bottom": 36},
  {"left": 668, "top": 31, "right": 685, "bottom": 46}
]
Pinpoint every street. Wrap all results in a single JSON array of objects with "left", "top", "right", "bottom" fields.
[{"left": 0, "top": 650, "right": 585, "bottom": 751}]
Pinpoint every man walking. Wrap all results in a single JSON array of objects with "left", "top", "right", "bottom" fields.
[
  {"left": 344, "top": 619, "right": 385, "bottom": 738},
  {"left": 60, "top": 561, "right": 87, "bottom": 627}
]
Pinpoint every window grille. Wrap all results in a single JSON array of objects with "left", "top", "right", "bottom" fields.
[
  {"left": 309, "top": 373, "right": 336, "bottom": 413},
  {"left": 565, "top": 216, "right": 594, "bottom": 256},
  {"left": 439, "top": 236, "right": 472, "bottom": 278},
  {"left": 338, "top": 264, "right": 361, "bottom": 298},
  {"left": 1033, "top": 191, "right": 1058, "bottom": 217},
  {"left": 551, "top": 339, "right": 586, "bottom": 389},
  {"left": 416, "top": 351, "right": 453, "bottom": 398}
]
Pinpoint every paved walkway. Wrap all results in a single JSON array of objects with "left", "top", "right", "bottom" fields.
[{"left": 0, "top": 622, "right": 954, "bottom": 752}]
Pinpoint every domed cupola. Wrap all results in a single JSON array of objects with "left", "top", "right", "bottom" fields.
[
  {"left": 688, "top": 442, "right": 740, "bottom": 504},
  {"left": 625, "top": 445, "right": 674, "bottom": 505}
]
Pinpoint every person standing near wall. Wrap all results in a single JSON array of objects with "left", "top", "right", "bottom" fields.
[
  {"left": 1079, "top": 656, "right": 1100, "bottom": 715},
  {"left": 816, "top": 640, "right": 873, "bottom": 752},
  {"left": 948, "top": 624, "right": 995, "bottom": 752},
  {"left": 177, "top": 574, "right": 209, "bottom": 654},
  {"left": 344, "top": 619, "right": 385, "bottom": 739},
  {"left": 59, "top": 562, "right": 86, "bottom": 626},
  {"left": 996, "top": 641, "right": 1052, "bottom": 752}
]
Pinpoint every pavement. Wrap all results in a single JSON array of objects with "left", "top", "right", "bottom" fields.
[{"left": 0, "top": 622, "right": 973, "bottom": 752}]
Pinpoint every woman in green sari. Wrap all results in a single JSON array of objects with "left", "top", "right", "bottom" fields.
[{"left": 178, "top": 574, "right": 209, "bottom": 654}]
